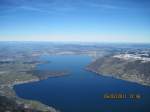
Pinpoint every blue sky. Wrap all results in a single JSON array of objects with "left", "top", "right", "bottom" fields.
[{"left": 0, "top": 0, "right": 150, "bottom": 43}]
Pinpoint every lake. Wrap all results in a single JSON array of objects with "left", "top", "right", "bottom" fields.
[{"left": 14, "top": 55, "right": 150, "bottom": 112}]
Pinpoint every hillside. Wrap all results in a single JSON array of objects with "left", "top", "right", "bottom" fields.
[
  {"left": 0, "top": 95, "right": 45, "bottom": 112},
  {"left": 87, "top": 55, "right": 150, "bottom": 86}
]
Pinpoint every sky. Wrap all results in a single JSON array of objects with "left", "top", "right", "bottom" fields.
[{"left": 0, "top": 0, "right": 150, "bottom": 43}]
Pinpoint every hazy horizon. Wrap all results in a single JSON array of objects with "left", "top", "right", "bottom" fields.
[{"left": 0, "top": 40, "right": 150, "bottom": 44}]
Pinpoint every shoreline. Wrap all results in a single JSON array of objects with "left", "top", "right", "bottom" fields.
[
  {"left": 10, "top": 78, "right": 39, "bottom": 88},
  {"left": 4, "top": 77, "right": 59, "bottom": 112},
  {"left": 86, "top": 67, "right": 150, "bottom": 87},
  {"left": 11, "top": 74, "right": 69, "bottom": 112},
  {"left": 10, "top": 71, "right": 70, "bottom": 112},
  {"left": 0, "top": 73, "right": 69, "bottom": 112}
]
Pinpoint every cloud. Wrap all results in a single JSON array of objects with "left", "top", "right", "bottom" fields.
[
  {"left": 85, "top": 2, "right": 121, "bottom": 9},
  {"left": 0, "top": 0, "right": 78, "bottom": 15},
  {"left": 0, "top": 0, "right": 150, "bottom": 15}
]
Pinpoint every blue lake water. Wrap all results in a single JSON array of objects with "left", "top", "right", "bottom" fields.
[{"left": 14, "top": 55, "right": 150, "bottom": 112}]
